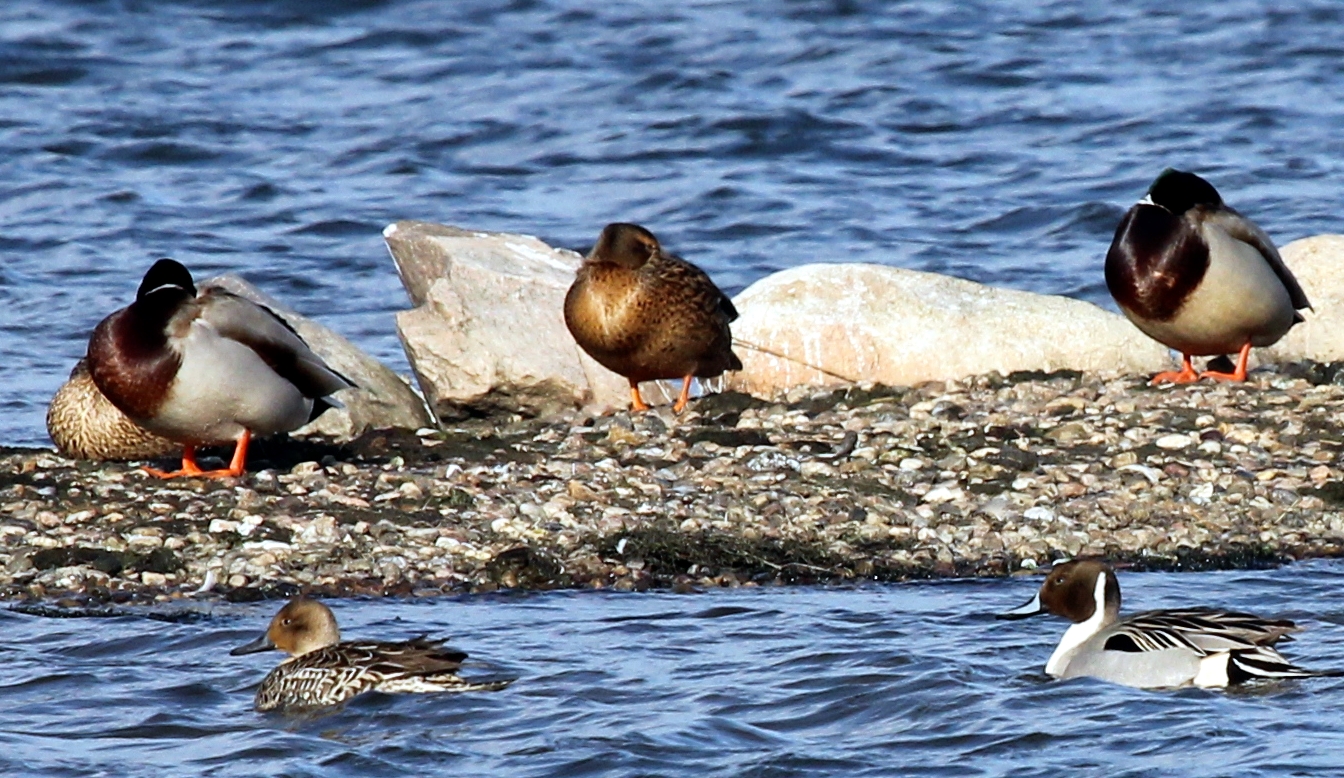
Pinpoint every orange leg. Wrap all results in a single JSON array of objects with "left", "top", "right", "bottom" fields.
[
  {"left": 1199, "top": 342, "right": 1252, "bottom": 383},
  {"left": 628, "top": 380, "right": 651, "bottom": 412},
  {"left": 1150, "top": 354, "right": 1200, "bottom": 385},
  {"left": 143, "top": 430, "right": 251, "bottom": 479},
  {"left": 672, "top": 375, "right": 695, "bottom": 414}
]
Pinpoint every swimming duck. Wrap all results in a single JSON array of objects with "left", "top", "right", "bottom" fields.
[
  {"left": 47, "top": 358, "right": 178, "bottom": 461},
  {"left": 997, "top": 560, "right": 1336, "bottom": 689},
  {"left": 564, "top": 223, "right": 742, "bottom": 413},
  {"left": 231, "top": 598, "right": 510, "bottom": 712},
  {"left": 1105, "top": 168, "right": 1311, "bottom": 384},
  {"left": 85, "top": 259, "right": 353, "bottom": 478}
]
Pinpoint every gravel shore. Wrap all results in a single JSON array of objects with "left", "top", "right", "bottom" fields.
[{"left": 5, "top": 363, "right": 1344, "bottom": 605}]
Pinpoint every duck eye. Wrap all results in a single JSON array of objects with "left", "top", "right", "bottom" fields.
[{"left": 281, "top": 618, "right": 292, "bottom": 626}]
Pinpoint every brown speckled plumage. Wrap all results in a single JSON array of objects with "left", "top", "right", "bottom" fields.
[
  {"left": 46, "top": 359, "right": 178, "bottom": 461},
  {"left": 231, "top": 599, "right": 510, "bottom": 712},
  {"left": 564, "top": 223, "right": 741, "bottom": 411}
]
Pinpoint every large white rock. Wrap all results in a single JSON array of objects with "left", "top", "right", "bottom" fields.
[
  {"left": 203, "top": 274, "right": 432, "bottom": 440},
  {"left": 726, "top": 263, "right": 1173, "bottom": 395},
  {"left": 1258, "top": 235, "right": 1344, "bottom": 364},
  {"left": 384, "top": 221, "right": 635, "bottom": 420}
]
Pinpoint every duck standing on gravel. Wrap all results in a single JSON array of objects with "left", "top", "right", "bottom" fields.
[
  {"left": 85, "top": 258, "right": 353, "bottom": 478},
  {"left": 564, "top": 223, "right": 742, "bottom": 413},
  {"left": 232, "top": 598, "right": 511, "bottom": 712},
  {"left": 997, "top": 559, "right": 1336, "bottom": 689},
  {"left": 1105, "top": 168, "right": 1311, "bottom": 384}
]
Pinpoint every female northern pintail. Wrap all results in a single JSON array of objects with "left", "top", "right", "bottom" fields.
[
  {"left": 997, "top": 560, "right": 1337, "bottom": 689},
  {"left": 86, "top": 259, "right": 353, "bottom": 479},
  {"left": 231, "top": 599, "right": 510, "bottom": 712},
  {"left": 1105, "top": 168, "right": 1311, "bottom": 384}
]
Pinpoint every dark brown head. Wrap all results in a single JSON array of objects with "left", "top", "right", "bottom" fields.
[
  {"left": 1104, "top": 170, "right": 1217, "bottom": 323},
  {"left": 997, "top": 559, "right": 1122, "bottom": 625},
  {"left": 230, "top": 598, "right": 341, "bottom": 658},
  {"left": 588, "top": 223, "right": 662, "bottom": 270}
]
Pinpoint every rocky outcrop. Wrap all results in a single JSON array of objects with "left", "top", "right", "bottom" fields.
[
  {"left": 1259, "top": 235, "right": 1344, "bottom": 365},
  {"left": 202, "top": 275, "right": 432, "bottom": 440},
  {"left": 384, "top": 221, "right": 634, "bottom": 421},
  {"left": 726, "top": 263, "right": 1172, "bottom": 396}
]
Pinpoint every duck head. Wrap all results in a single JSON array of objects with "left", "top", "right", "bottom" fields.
[
  {"left": 588, "top": 223, "right": 661, "bottom": 269},
  {"left": 231, "top": 598, "right": 341, "bottom": 658},
  {"left": 997, "top": 560, "right": 1121, "bottom": 625},
  {"left": 137, "top": 258, "right": 196, "bottom": 301},
  {"left": 1141, "top": 168, "right": 1222, "bottom": 215}
]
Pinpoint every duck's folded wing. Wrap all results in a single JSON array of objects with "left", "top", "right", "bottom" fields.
[
  {"left": 199, "top": 289, "right": 355, "bottom": 399},
  {"left": 658, "top": 256, "right": 738, "bottom": 322},
  {"left": 1207, "top": 208, "right": 1312, "bottom": 311},
  {"left": 1108, "top": 608, "right": 1300, "bottom": 656}
]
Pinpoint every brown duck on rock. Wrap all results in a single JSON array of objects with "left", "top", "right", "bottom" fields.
[{"left": 564, "top": 223, "right": 742, "bottom": 413}]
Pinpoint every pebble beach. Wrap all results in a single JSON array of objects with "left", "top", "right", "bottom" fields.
[{"left": 6, "top": 362, "right": 1344, "bottom": 606}]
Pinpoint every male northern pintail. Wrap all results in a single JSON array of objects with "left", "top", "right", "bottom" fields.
[
  {"left": 1105, "top": 168, "right": 1311, "bottom": 384},
  {"left": 997, "top": 560, "right": 1337, "bottom": 689},
  {"left": 563, "top": 222, "right": 742, "bottom": 414},
  {"left": 86, "top": 259, "right": 353, "bottom": 479},
  {"left": 231, "top": 598, "right": 510, "bottom": 711}
]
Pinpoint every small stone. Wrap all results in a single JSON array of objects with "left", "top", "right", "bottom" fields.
[{"left": 1155, "top": 433, "right": 1194, "bottom": 450}]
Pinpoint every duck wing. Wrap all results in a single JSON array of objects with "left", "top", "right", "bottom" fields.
[
  {"left": 1105, "top": 608, "right": 1300, "bottom": 655},
  {"left": 654, "top": 254, "right": 738, "bottom": 323},
  {"left": 1205, "top": 208, "right": 1312, "bottom": 312},
  {"left": 197, "top": 288, "right": 354, "bottom": 399}
]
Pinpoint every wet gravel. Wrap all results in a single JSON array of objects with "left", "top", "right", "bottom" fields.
[{"left": 5, "top": 362, "right": 1344, "bottom": 605}]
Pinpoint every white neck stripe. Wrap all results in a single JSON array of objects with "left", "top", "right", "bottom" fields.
[{"left": 1045, "top": 571, "right": 1111, "bottom": 677}]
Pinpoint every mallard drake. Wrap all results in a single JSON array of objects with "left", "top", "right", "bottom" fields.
[
  {"left": 231, "top": 598, "right": 510, "bottom": 711},
  {"left": 997, "top": 560, "right": 1337, "bottom": 688},
  {"left": 86, "top": 259, "right": 353, "bottom": 478},
  {"left": 1105, "top": 168, "right": 1311, "bottom": 384},
  {"left": 47, "top": 358, "right": 178, "bottom": 461},
  {"left": 564, "top": 223, "right": 742, "bottom": 413}
]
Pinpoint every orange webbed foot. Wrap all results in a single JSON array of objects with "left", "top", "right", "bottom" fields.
[
  {"left": 671, "top": 375, "right": 694, "bottom": 414},
  {"left": 628, "top": 382, "right": 651, "bottom": 413},
  {"left": 1197, "top": 343, "right": 1252, "bottom": 383},
  {"left": 141, "top": 433, "right": 251, "bottom": 480},
  {"left": 1150, "top": 354, "right": 1199, "bottom": 385}
]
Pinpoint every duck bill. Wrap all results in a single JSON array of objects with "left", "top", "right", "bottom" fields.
[
  {"left": 230, "top": 632, "right": 277, "bottom": 656},
  {"left": 996, "top": 592, "right": 1046, "bottom": 620}
]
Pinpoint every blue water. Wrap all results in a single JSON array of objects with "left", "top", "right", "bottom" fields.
[
  {"left": 5, "top": 8, "right": 1344, "bottom": 770},
  {"left": 3, "top": 1, "right": 1344, "bottom": 445},
  {"left": 4, "top": 563, "right": 1344, "bottom": 777}
]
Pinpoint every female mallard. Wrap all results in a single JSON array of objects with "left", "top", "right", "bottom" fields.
[
  {"left": 231, "top": 598, "right": 510, "bottom": 712},
  {"left": 564, "top": 223, "right": 742, "bottom": 413},
  {"left": 47, "top": 358, "right": 178, "bottom": 461},
  {"left": 1105, "top": 168, "right": 1311, "bottom": 384},
  {"left": 85, "top": 259, "right": 353, "bottom": 478}
]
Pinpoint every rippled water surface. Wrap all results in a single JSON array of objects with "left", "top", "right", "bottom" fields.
[
  {"left": 4, "top": 562, "right": 1344, "bottom": 777},
  {"left": 3, "top": 1, "right": 1344, "bottom": 444}
]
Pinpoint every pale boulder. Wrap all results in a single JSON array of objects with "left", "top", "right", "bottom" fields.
[
  {"left": 384, "top": 221, "right": 635, "bottom": 420},
  {"left": 202, "top": 274, "right": 432, "bottom": 440},
  {"left": 726, "top": 263, "right": 1173, "bottom": 396},
  {"left": 1257, "top": 235, "right": 1344, "bottom": 365}
]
